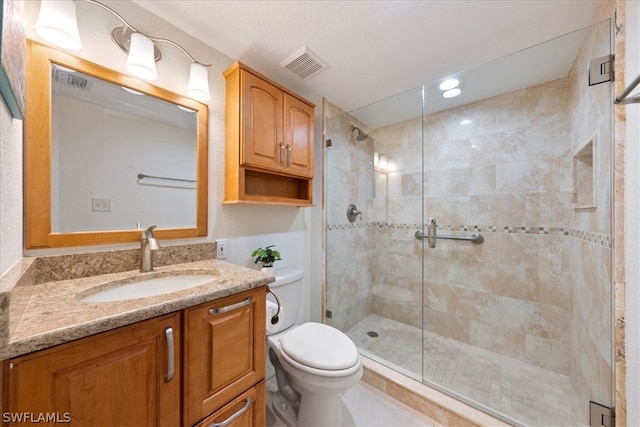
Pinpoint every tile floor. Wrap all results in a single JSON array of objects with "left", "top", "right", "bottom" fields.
[
  {"left": 345, "top": 313, "right": 587, "bottom": 427},
  {"left": 266, "top": 377, "right": 441, "bottom": 427}
]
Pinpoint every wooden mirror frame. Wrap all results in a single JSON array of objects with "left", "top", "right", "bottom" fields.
[{"left": 24, "top": 41, "right": 208, "bottom": 249}]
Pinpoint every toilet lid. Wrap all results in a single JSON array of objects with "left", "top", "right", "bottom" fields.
[{"left": 280, "top": 322, "right": 360, "bottom": 371}]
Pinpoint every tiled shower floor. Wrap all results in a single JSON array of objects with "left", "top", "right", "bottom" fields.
[{"left": 346, "top": 314, "right": 586, "bottom": 427}]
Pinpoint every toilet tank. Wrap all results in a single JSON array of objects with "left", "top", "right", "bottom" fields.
[{"left": 267, "top": 268, "right": 303, "bottom": 334}]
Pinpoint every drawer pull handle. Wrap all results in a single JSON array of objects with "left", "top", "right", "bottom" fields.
[
  {"left": 165, "top": 326, "right": 174, "bottom": 382},
  {"left": 208, "top": 296, "right": 252, "bottom": 314},
  {"left": 209, "top": 396, "right": 252, "bottom": 427}
]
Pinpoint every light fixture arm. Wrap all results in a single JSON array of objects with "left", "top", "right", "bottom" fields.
[
  {"left": 78, "top": 0, "right": 210, "bottom": 66},
  {"left": 149, "top": 37, "right": 211, "bottom": 67}
]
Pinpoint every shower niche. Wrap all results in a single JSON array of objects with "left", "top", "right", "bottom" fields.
[{"left": 573, "top": 136, "right": 597, "bottom": 210}]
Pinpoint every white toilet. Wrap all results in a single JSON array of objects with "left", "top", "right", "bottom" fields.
[{"left": 266, "top": 268, "right": 362, "bottom": 427}]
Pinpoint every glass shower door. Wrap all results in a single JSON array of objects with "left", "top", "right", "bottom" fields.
[{"left": 418, "top": 20, "right": 613, "bottom": 426}]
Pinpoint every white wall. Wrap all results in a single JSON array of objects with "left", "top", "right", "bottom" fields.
[
  {"left": 624, "top": 1, "right": 640, "bottom": 423},
  {"left": 0, "top": 101, "right": 23, "bottom": 274}
]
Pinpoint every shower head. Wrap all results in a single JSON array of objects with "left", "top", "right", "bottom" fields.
[{"left": 350, "top": 125, "right": 369, "bottom": 141}]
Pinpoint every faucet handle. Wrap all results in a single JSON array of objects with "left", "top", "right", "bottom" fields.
[{"left": 142, "top": 224, "right": 157, "bottom": 238}]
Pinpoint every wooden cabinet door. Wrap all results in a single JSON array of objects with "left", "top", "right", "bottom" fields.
[
  {"left": 184, "top": 288, "right": 266, "bottom": 426},
  {"left": 241, "top": 71, "right": 284, "bottom": 172},
  {"left": 284, "top": 93, "right": 314, "bottom": 178},
  {"left": 193, "top": 382, "right": 265, "bottom": 427},
  {"left": 7, "top": 313, "right": 181, "bottom": 427}
]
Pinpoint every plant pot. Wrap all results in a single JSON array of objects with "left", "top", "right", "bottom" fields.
[{"left": 261, "top": 266, "right": 275, "bottom": 275}]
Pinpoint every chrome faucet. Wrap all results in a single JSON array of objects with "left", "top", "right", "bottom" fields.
[{"left": 140, "top": 225, "right": 160, "bottom": 272}]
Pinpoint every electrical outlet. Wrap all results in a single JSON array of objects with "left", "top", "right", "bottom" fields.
[
  {"left": 92, "top": 197, "right": 111, "bottom": 212},
  {"left": 216, "top": 239, "right": 228, "bottom": 259}
]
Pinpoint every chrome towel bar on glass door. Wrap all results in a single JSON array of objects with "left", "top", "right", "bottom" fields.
[{"left": 414, "top": 229, "right": 484, "bottom": 245}]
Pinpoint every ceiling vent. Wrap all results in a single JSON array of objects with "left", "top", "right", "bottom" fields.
[{"left": 280, "top": 47, "right": 328, "bottom": 80}]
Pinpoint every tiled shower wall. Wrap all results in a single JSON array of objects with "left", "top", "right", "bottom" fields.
[{"left": 324, "top": 100, "right": 377, "bottom": 332}]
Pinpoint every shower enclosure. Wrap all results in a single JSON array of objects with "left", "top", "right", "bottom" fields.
[{"left": 324, "top": 20, "right": 613, "bottom": 426}]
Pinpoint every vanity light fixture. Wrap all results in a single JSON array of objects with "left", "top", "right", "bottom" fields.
[{"left": 35, "top": 0, "right": 211, "bottom": 102}]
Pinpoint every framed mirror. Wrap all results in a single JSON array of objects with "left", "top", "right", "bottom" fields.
[{"left": 25, "top": 41, "right": 208, "bottom": 249}]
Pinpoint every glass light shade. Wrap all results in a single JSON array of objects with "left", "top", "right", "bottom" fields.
[
  {"left": 187, "top": 63, "right": 210, "bottom": 102},
  {"left": 386, "top": 159, "right": 396, "bottom": 172},
  {"left": 379, "top": 155, "right": 388, "bottom": 169},
  {"left": 35, "top": 0, "right": 82, "bottom": 51},
  {"left": 126, "top": 33, "right": 157, "bottom": 81}
]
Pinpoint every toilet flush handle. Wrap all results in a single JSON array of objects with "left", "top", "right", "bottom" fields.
[{"left": 266, "top": 286, "right": 281, "bottom": 324}]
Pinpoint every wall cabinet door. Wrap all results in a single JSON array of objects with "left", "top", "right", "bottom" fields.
[
  {"left": 183, "top": 288, "right": 266, "bottom": 426},
  {"left": 284, "top": 93, "right": 314, "bottom": 178},
  {"left": 241, "top": 71, "right": 284, "bottom": 172},
  {"left": 7, "top": 313, "right": 181, "bottom": 427}
]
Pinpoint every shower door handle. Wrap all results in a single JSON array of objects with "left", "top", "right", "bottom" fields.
[
  {"left": 426, "top": 217, "right": 437, "bottom": 248},
  {"left": 415, "top": 217, "right": 437, "bottom": 248}
]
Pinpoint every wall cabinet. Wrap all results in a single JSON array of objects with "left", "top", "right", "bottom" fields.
[
  {"left": 4, "top": 287, "right": 266, "bottom": 427},
  {"left": 224, "top": 61, "right": 315, "bottom": 206}
]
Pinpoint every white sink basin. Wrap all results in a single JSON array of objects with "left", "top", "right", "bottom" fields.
[{"left": 81, "top": 274, "right": 216, "bottom": 303}]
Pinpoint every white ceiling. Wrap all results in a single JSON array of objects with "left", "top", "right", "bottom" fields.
[{"left": 134, "top": 0, "right": 606, "bottom": 124}]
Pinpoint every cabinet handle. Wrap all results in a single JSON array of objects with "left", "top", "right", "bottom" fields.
[
  {"left": 286, "top": 144, "right": 292, "bottom": 168},
  {"left": 208, "top": 296, "right": 252, "bottom": 314},
  {"left": 209, "top": 397, "right": 252, "bottom": 427},
  {"left": 165, "top": 327, "right": 174, "bottom": 382},
  {"left": 279, "top": 143, "right": 285, "bottom": 166}
]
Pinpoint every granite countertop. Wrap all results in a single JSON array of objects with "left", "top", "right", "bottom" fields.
[{"left": 0, "top": 258, "right": 274, "bottom": 360}]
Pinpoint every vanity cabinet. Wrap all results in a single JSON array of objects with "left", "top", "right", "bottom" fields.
[
  {"left": 224, "top": 61, "right": 315, "bottom": 206},
  {"left": 184, "top": 288, "right": 266, "bottom": 426},
  {"left": 6, "top": 312, "right": 181, "bottom": 426},
  {"left": 4, "top": 287, "right": 266, "bottom": 427}
]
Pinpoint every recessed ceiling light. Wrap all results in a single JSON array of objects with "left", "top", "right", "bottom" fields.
[
  {"left": 439, "top": 78, "right": 459, "bottom": 91},
  {"left": 460, "top": 119, "right": 473, "bottom": 126},
  {"left": 443, "top": 88, "right": 461, "bottom": 98}
]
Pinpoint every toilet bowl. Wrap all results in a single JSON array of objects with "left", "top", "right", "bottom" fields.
[{"left": 266, "top": 269, "right": 362, "bottom": 427}]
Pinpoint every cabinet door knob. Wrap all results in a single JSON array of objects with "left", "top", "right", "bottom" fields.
[
  {"left": 209, "top": 396, "right": 252, "bottom": 427},
  {"left": 165, "top": 326, "right": 174, "bottom": 382},
  {"left": 286, "top": 144, "right": 292, "bottom": 168}
]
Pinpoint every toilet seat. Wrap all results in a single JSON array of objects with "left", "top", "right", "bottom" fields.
[{"left": 279, "top": 322, "right": 361, "bottom": 377}]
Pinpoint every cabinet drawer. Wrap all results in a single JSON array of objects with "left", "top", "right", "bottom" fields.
[
  {"left": 184, "top": 288, "right": 266, "bottom": 426},
  {"left": 193, "top": 381, "right": 265, "bottom": 427}
]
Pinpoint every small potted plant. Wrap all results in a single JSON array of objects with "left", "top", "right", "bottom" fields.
[{"left": 251, "top": 245, "right": 282, "bottom": 274}]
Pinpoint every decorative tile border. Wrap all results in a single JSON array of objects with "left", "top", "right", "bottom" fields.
[{"left": 327, "top": 222, "right": 612, "bottom": 248}]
